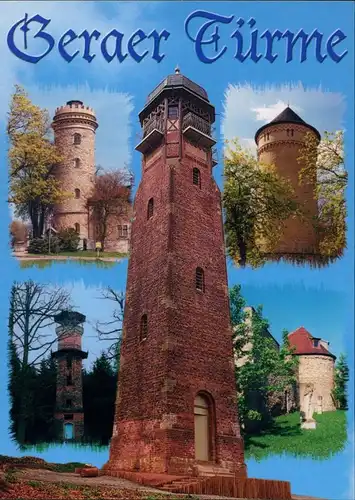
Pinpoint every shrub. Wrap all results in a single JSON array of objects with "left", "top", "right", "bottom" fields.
[
  {"left": 58, "top": 228, "right": 80, "bottom": 252},
  {"left": 28, "top": 238, "right": 48, "bottom": 254}
]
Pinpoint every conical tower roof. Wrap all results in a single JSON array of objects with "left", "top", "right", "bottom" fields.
[{"left": 255, "top": 106, "right": 321, "bottom": 142}]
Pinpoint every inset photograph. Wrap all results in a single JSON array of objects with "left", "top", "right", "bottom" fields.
[
  {"left": 8, "top": 279, "right": 348, "bottom": 463},
  {"left": 8, "top": 280, "right": 123, "bottom": 449},
  {"left": 222, "top": 85, "right": 347, "bottom": 268},
  {"left": 8, "top": 87, "right": 132, "bottom": 267}
]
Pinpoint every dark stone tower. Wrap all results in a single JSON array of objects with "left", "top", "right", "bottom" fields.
[
  {"left": 104, "top": 69, "right": 246, "bottom": 477},
  {"left": 52, "top": 311, "right": 88, "bottom": 442}
]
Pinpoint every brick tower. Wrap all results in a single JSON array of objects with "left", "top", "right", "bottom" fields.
[
  {"left": 51, "top": 100, "right": 98, "bottom": 248},
  {"left": 255, "top": 107, "right": 320, "bottom": 258},
  {"left": 51, "top": 311, "right": 88, "bottom": 442},
  {"left": 104, "top": 69, "right": 246, "bottom": 477}
]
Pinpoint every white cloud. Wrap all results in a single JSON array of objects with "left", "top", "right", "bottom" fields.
[
  {"left": 222, "top": 83, "right": 346, "bottom": 157},
  {"left": 251, "top": 100, "right": 302, "bottom": 123}
]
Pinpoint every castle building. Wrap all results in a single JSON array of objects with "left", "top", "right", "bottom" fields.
[
  {"left": 51, "top": 100, "right": 131, "bottom": 253},
  {"left": 255, "top": 107, "right": 321, "bottom": 258},
  {"left": 51, "top": 311, "right": 88, "bottom": 442},
  {"left": 288, "top": 327, "right": 336, "bottom": 415},
  {"left": 103, "top": 69, "right": 246, "bottom": 477}
]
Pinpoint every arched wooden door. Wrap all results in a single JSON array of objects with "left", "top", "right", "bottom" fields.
[{"left": 194, "top": 394, "right": 209, "bottom": 461}]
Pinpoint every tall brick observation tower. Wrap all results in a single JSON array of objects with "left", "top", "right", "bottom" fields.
[
  {"left": 255, "top": 107, "right": 321, "bottom": 259},
  {"left": 104, "top": 69, "right": 246, "bottom": 477},
  {"left": 51, "top": 100, "right": 98, "bottom": 248},
  {"left": 51, "top": 311, "right": 88, "bottom": 442}
]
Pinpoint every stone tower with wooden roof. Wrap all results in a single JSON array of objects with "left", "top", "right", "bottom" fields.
[
  {"left": 103, "top": 68, "right": 246, "bottom": 477},
  {"left": 51, "top": 311, "right": 88, "bottom": 442},
  {"left": 255, "top": 106, "right": 321, "bottom": 261}
]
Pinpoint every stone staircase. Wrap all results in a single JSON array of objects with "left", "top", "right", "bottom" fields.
[{"left": 195, "top": 462, "right": 236, "bottom": 478}]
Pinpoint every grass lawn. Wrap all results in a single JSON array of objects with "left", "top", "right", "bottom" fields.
[
  {"left": 27, "top": 251, "right": 128, "bottom": 258},
  {"left": 244, "top": 410, "right": 348, "bottom": 461}
]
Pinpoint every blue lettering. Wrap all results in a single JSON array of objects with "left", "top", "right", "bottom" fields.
[
  {"left": 7, "top": 13, "right": 54, "bottom": 63},
  {"left": 327, "top": 29, "right": 347, "bottom": 62},
  {"left": 185, "top": 10, "right": 234, "bottom": 64}
]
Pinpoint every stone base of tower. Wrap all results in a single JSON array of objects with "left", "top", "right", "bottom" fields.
[{"left": 102, "top": 420, "right": 246, "bottom": 477}]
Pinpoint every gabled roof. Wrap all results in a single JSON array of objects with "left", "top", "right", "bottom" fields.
[
  {"left": 255, "top": 106, "right": 321, "bottom": 142},
  {"left": 288, "top": 327, "right": 336, "bottom": 359}
]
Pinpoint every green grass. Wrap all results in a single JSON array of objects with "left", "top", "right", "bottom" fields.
[
  {"left": 244, "top": 410, "right": 348, "bottom": 462},
  {"left": 27, "top": 251, "right": 128, "bottom": 258},
  {"left": 20, "top": 259, "right": 120, "bottom": 269}
]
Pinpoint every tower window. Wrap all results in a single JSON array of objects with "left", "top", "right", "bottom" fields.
[
  {"left": 193, "top": 167, "right": 201, "bottom": 187},
  {"left": 287, "top": 129, "right": 290, "bottom": 136},
  {"left": 313, "top": 339, "right": 319, "bottom": 347},
  {"left": 73, "top": 133, "right": 81, "bottom": 145},
  {"left": 66, "top": 357, "right": 72, "bottom": 369},
  {"left": 64, "top": 414, "right": 73, "bottom": 420},
  {"left": 140, "top": 314, "right": 148, "bottom": 341},
  {"left": 168, "top": 106, "right": 179, "bottom": 119},
  {"left": 67, "top": 374, "right": 73, "bottom": 386},
  {"left": 147, "top": 198, "right": 154, "bottom": 219},
  {"left": 291, "top": 129, "right": 294, "bottom": 136},
  {"left": 66, "top": 399, "right": 72, "bottom": 408},
  {"left": 74, "top": 158, "right": 80, "bottom": 168},
  {"left": 118, "top": 225, "right": 128, "bottom": 238},
  {"left": 74, "top": 223, "right": 80, "bottom": 233},
  {"left": 266, "top": 132, "right": 270, "bottom": 140},
  {"left": 195, "top": 267, "right": 205, "bottom": 292},
  {"left": 75, "top": 188, "right": 81, "bottom": 199}
]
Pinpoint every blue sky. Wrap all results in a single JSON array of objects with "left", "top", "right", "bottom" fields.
[{"left": 0, "top": 2, "right": 354, "bottom": 499}]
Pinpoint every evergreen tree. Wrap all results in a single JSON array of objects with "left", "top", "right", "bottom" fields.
[
  {"left": 83, "top": 352, "right": 117, "bottom": 444},
  {"left": 332, "top": 353, "right": 349, "bottom": 410}
]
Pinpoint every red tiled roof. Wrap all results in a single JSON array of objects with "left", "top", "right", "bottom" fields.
[{"left": 288, "top": 327, "right": 336, "bottom": 359}]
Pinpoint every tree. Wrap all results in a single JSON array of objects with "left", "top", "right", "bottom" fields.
[
  {"left": 95, "top": 287, "right": 124, "bottom": 370},
  {"left": 223, "top": 140, "right": 298, "bottom": 268},
  {"left": 7, "top": 85, "right": 69, "bottom": 238},
  {"left": 9, "top": 220, "right": 28, "bottom": 247},
  {"left": 83, "top": 352, "right": 117, "bottom": 445},
  {"left": 298, "top": 130, "right": 347, "bottom": 260},
  {"left": 9, "top": 280, "right": 72, "bottom": 443},
  {"left": 89, "top": 170, "right": 132, "bottom": 251},
  {"left": 230, "top": 285, "right": 298, "bottom": 432},
  {"left": 332, "top": 353, "right": 349, "bottom": 410}
]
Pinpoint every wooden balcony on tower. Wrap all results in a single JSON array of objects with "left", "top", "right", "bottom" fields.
[
  {"left": 136, "top": 118, "right": 164, "bottom": 154},
  {"left": 182, "top": 112, "right": 216, "bottom": 149}
]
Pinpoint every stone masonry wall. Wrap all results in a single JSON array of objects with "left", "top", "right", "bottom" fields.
[
  {"left": 52, "top": 104, "right": 97, "bottom": 242},
  {"left": 298, "top": 355, "right": 335, "bottom": 414},
  {"left": 55, "top": 355, "right": 85, "bottom": 441}
]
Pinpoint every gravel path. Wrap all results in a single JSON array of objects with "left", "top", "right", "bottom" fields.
[{"left": 16, "top": 469, "right": 326, "bottom": 500}]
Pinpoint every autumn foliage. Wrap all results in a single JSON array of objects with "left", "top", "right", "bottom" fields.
[{"left": 89, "top": 170, "right": 132, "bottom": 250}]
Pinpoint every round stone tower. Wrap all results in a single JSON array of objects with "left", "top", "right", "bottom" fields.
[
  {"left": 255, "top": 107, "right": 320, "bottom": 258},
  {"left": 51, "top": 100, "right": 98, "bottom": 247},
  {"left": 288, "top": 327, "right": 336, "bottom": 414}
]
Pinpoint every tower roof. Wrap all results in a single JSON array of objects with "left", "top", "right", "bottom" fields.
[
  {"left": 139, "top": 69, "right": 214, "bottom": 123},
  {"left": 254, "top": 106, "right": 321, "bottom": 142},
  {"left": 288, "top": 327, "right": 336, "bottom": 359},
  {"left": 54, "top": 310, "right": 86, "bottom": 326}
]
